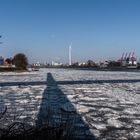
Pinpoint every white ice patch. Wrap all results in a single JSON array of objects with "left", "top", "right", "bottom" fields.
[
  {"left": 83, "top": 90, "right": 102, "bottom": 93},
  {"left": 92, "top": 123, "right": 107, "bottom": 130},
  {"left": 133, "top": 120, "right": 140, "bottom": 124},
  {"left": 19, "top": 100, "right": 29, "bottom": 104},
  {"left": 35, "top": 96, "right": 42, "bottom": 100},
  {"left": 77, "top": 105, "right": 90, "bottom": 113},
  {"left": 107, "top": 118, "right": 123, "bottom": 128},
  {"left": 19, "top": 115, "right": 27, "bottom": 119},
  {"left": 124, "top": 108, "right": 137, "bottom": 114},
  {"left": 89, "top": 129, "right": 100, "bottom": 137},
  {"left": 130, "top": 131, "right": 140, "bottom": 139}
]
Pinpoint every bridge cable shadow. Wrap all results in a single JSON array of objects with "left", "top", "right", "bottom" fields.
[{"left": 1, "top": 78, "right": 140, "bottom": 87}]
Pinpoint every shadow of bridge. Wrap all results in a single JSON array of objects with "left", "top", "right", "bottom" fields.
[{"left": 36, "top": 73, "right": 95, "bottom": 139}]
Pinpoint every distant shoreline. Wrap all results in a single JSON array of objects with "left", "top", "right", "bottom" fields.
[
  {"left": 1, "top": 67, "right": 140, "bottom": 73},
  {"left": 0, "top": 67, "right": 28, "bottom": 72},
  {"left": 72, "top": 67, "right": 140, "bottom": 72},
  {"left": 45, "top": 67, "right": 140, "bottom": 73}
]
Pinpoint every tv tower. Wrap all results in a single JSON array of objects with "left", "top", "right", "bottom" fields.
[{"left": 69, "top": 44, "right": 72, "bottom": 65}]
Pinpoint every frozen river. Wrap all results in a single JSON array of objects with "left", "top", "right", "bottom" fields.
[{"left": 0, "top": 68, "right": 140, "bottom": 139}]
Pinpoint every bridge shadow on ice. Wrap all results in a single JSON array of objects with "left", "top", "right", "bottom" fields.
[{"left": 36, "top": 73, "right": 95, "bottom": 139}]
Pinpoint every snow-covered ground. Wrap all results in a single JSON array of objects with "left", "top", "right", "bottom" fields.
[{"left": 0, "top": 68, "right": 140, "bottom": 139}]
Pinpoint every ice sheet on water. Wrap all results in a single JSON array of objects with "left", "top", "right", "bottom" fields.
[
  {"left": 0, "top": 68, "right": 140, "bottom": 139},
  {"left": 107, "top": 118, "right": 123, "bottom": 128}
]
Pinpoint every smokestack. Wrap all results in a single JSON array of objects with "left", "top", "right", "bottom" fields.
[{"left": 69, "top": 45, "right": 72, "bottom": 65}]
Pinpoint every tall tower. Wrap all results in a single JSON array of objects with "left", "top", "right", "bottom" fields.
[{"left": 69, "top": 45, "right": 72, "bottom": 65}]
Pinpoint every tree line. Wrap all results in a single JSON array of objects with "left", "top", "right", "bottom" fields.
[{"left": 3, "top": 53, "right": 28, "bottom": 70}]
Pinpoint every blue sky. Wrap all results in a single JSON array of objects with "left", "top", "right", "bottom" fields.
[{"left": 0, "top": 0, "right": 140, "bottom": 63}]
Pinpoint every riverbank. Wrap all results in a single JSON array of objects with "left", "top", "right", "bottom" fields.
[{"left": 0, "top": 67, "right": 28, "bottom": 72}]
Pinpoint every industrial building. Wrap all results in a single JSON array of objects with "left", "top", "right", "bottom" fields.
[
  {"left": 51, "top": 61, "right": 63, "bottom": 66},
  {"left": 0, "top": 56, "right": 15, "bottom": 68},
  {"left": 120, "top": 52, "right": 137, "bottom": 68}
]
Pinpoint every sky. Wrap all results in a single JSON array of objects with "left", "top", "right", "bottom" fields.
[{"left": 0, "top": 0, "right": 140, "bottom": 64}]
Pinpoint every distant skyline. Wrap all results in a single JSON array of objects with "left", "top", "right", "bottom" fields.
[{"left": 0, "top": 0, "right": 140, "bottom": 63}]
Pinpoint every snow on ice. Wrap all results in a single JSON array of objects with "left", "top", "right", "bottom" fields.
[{"left": 0, "top": 68, "right": 140, "bottom": 139}]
